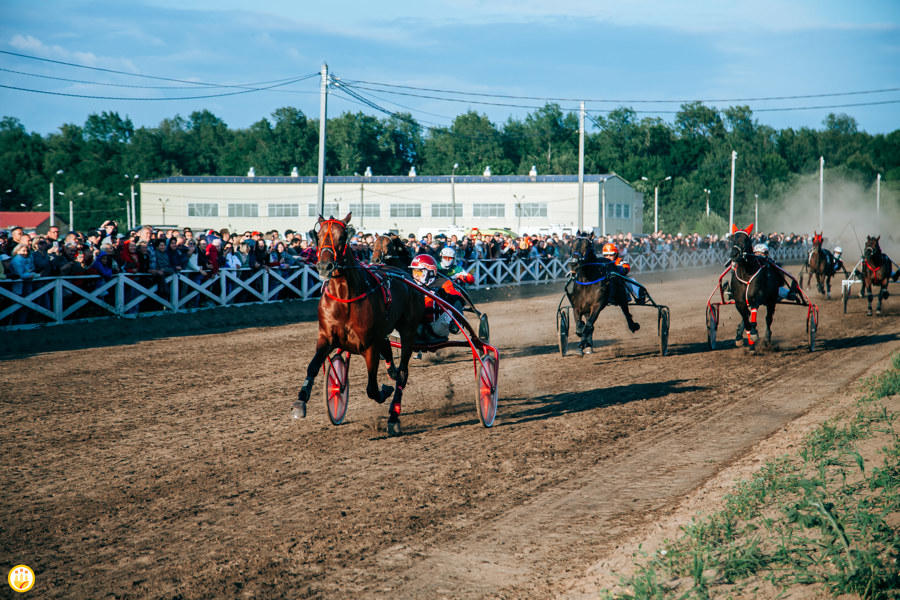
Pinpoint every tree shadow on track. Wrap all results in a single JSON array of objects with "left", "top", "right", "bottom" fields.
[
  {"left": 496, "top": 379, "right": 707, "bottom": 426},
  {"left": 816, "top": 331, "right": 900, "bottom": 351}
]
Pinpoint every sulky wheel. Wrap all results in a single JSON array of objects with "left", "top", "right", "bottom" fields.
[
  {"left": 476, "top": 353, "right": 499, "bottom": 428},
  {"left": 658, "top": 307, "right": 670, "bottom": 356},
  {"left": 324, "top": 353, "right": 349, "bottom": 425},
  {"left": 807, "top": 310, "right": 817, "bottom": 353},
  {"left": 478, "top": 313, "right": 490, "bottom": 343},
  {"left": 558, "top": 309, "right": 569, "bottom": 357},
  {"left": 706, "top": 305, "right": 717, "bottom": 350}
]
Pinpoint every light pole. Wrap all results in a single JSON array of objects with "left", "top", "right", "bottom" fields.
[
  {"left": 451, "top": 163, "right": 459, "bottom": 227},
  {"left": 49, "top": 169, "right": 63, "bottom": 227},
  {"left": 513, "top": 194, "right": 524, "bottom": 236},
  {"left": 68, "top": 192, "right": 84, "bottom": 232},
  {"left": 119, "top": 192, "right": 130, "bottom": 227},
  {"left": 159, "top": 198, "right": 169, "bottom": 225},
  {"left": 754, "top": 194, "right": 759, "bottom": 231},
  {"left": 703, "top": 188, "right": 711, "bottom": 215},
  {"left": 125, "top": 174, "right": 139, "bottom": 229},
  {"left": 876, "top": 172, "right": 881, "bottom": 231},
  {"left": 641, "top": 175, "right": 671, "bottom": 234}
]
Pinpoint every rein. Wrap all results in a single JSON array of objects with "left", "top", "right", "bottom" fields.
[{"left": 322, "top": 264, "right": 390, "bottom": 305}]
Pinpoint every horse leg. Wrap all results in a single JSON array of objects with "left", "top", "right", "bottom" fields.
[
  {"left": 866, "top": 284, "right": 874, "bottom": 316},
  {"left": 364, "top": 345, "right": 393, "bottom": 404},
  {"left": 292, "top": 338, "right": 332, "bottom": 418},
  {"left": 765, "top": 302, "right": 775, "bottom": 344},
  {"left": 378, "top": 338, "right": 399, "bottom": 382},
  {"left": 619, "top": 303, "right": 640, "bottom": 333},
  {"left": 734, "top": 305, "right": 747, "bottom": 347},
  {"left": 747, "top": 304, "right": 760, "bottom": 349},
  {"left": 825, "top": 275, "right": 832, "bottom": 300},
  {"left": 387, "top": 327, "right": 415, "bottom": 436},
  {"left": 817, "top": 273, "right": 825, "bottom": 295},
  {"left": 877, "top": 284, "right": 886, "bottom": 315},
  {"left": 578, "top": 306, "right": 602, "bottom": 356}
]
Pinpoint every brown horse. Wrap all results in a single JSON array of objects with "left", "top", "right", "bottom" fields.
[
  {"left": 728, "top": 225, "right": 785, "bottom": 350},
  {"left": 292, "top": 214, "right": 425, "bottom": 436},
  {"left": 370, "top": 233, "right": 413, "bottom": 269},
  {"left": 861, "top": 235, "right": 892, "bottom": 316},
  {"left": 804, "top": 231, "right": 835, "bottom": 299},
  {"left": 566, "top": 232, "right": 639, "bottom": 355}
]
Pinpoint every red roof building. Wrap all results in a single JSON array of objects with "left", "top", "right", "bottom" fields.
[{"left": 0, "top": 212, "right": 67, "bottom": 233}]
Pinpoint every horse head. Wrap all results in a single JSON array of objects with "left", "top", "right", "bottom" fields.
[
  {"left": 864, "top": 235, "right": 881, "bottom": 260},
  {"left": 729, "top": 224, "right": 754, "bottom": 262},
  {"left": 812, "top": 231, "right": 823, "bottom": 249},
  {"left": 568, "top": 231, "right": 595, "bottom": 274},
  {"left": 314, "top": 212, "right": 353, "bottom": 280}
]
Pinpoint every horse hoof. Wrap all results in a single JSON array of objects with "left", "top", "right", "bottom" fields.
[
  {"left": 583, "top": 346, "right": 593, "bottom": 355},
  {"left": 876, "top": 310, "right": 882, "bottom": 316},
  {"left": 291, "top": 401, "right": 307, "bottom": 419},
  {"left": 750, "top": 331, "right": 759, "bottom": 343},
  {"left": 629, "top": 322, "right": 640, "bottom": 333},
  {"left": 735, "top": 338, "right": 744, "bottom": 347},
  {"left": 377, "top": 385, "right": 393, "bottom": 404},
  {"left": 387, "top": 418, "right": 402, "bottom": 436},
  {"left": 867, "top": 309, "right": 873, "bottom": 316},
  {"left": 575, "top": 346, "right": 584, "bottom": 357}
]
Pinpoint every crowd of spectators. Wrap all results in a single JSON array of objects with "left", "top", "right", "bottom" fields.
[{"left": 0, "top": 218, "right": 812, "bottom": 324}]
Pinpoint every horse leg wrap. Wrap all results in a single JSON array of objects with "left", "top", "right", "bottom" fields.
[
  {"left": 389, "top": 385, "right": 404, "bottom": 416},
  {"left": 581, "top": 322, "right": 594, "bottom": 337},
  {"left": 750, "top": 308, "right": 758, "bottom": 325},
  {"left": 298, "top": 377, "right": 315, "bottom": 403}
]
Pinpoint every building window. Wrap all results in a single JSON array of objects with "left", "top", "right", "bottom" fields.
[
  {"left": 514, "top": 202, "right": 547, "bottom": 218},
  {"left": 349, "top": 203, "right": 381, "bottom": 217},
  {"left": 623, "top": 204, "right": 631, "bottom": 219},
  {"left": 431, "top": 203, "right": 463, "bottom": 218},
  {"left": 473, "top": 203, "right": 505, "bottom": 218},
  {"left": 390, "top": 203, "right": 422, "bottom": 218},
  {"left": 308, "top": 203, "right": 341, "bottom": 217},
  {"left": 606, "top": 203, "right": 631, "bottom": 219},
  {"left": 228, "top": 203, "right": 259, "bottom": 218},
  {"left": 268, "top": 203, "right": 299, "bottom": 218},
  {"left": 188, "top": 203, "right": 218, "bottom": 217}
]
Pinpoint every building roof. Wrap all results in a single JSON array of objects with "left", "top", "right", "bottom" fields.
[
  {"left": 0, "top": 211, "right": 52, "bottom": 229},
  {"left": 147, "top": 174, "right": 622, "bottom": 185}
]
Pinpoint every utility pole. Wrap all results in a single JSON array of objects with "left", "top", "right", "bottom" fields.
[
  {"left": 729, "top": 151, "right": 737, "bottom": 232},
  {"left": 317, "top": 62, "right": 328, "bottom": 217},
  {"left": 451, "top": 162, "right": 459, "bottom": 227},
  {"left": 601, "top": 177, "right": 607, "bottom": 236},
  {"left": 577, "top": 101, "right": 584, "bottom": 231},
  {"left": 819, "top": 156, "right": 824, "bottom": 231},
  {"left": 876, "top": 172, "right": 881, "bottom": 231}
]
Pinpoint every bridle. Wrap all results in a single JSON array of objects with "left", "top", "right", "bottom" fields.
[
  {"left": 315, "top": 218, "right": 352, "bottom": 279},
  {"left": 567, "top": 236, "right": 609, "bottom": 286}
]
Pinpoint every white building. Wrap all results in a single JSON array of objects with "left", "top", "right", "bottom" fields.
[{"left": 140, "top": 174, "right": 644, "bottom": 237}]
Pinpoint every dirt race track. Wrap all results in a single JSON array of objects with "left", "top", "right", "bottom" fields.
[{"left": 2, "top": 266, "right": 899, "bottom": 599}]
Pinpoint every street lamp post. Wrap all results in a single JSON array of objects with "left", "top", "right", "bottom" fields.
[
  {"left": 125, "top": 174, "right": 139, "bottom": 229},
  {"left": 755, "top": 194, "right": 759, "bottom": 231},
  {"left": 703, "top": 188, "right": 711, "bottom": 215},
  {"left": 513, "top": 194, "right": 524, "bottom": 236},
  {"left": 49, "top": 169, "right": 63, "bottom": 227},
  {"left": 68, "top": 192, "right": 84, "bottom": 232},
  {"left": 159, "top": 198, "right": 169, "bottom": 225},
  {"left": 451, "top": 163, "right": 459, "bottom": 227},
  {"left": 641, "top": 175, "right": 671, "bottom": 234},
  {"left": 119, "top": 192, "right": 130, "bottom": 227}
]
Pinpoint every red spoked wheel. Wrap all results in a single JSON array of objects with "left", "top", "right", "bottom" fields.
[
  {"left": 476, "top": 353, "right": 499, "bottom": 428},
  {"left": 324, "top": 353, "right": 349, "bottom": 425},
  {"left": 706, "top": 304, "right": 718, "bottom": 350}
]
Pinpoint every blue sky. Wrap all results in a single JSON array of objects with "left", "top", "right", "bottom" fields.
[{"left": 2, "top": 0, "right": 898, "bottom": 137}]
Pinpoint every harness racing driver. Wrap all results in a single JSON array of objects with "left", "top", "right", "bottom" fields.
[
  {"left": 410, "top": 253, "right": 467, "bottom": 340},
  {"left": 438, "top": 246, "right": 475, "bottom": 285},
  {"left": 753, "top": 243, "right": 802, "bottom": 302},
  {"left": 601, "top": 242, "right": 648, "bottom": 304}
]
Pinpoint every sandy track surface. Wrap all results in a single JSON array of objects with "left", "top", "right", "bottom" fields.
[{"left": 1, "top": 266, "right": 897, "bottom": 599}]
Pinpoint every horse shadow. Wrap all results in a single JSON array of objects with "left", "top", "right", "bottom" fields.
[{"left": 495, "top": 379, "right": 706, "bottom": 426}]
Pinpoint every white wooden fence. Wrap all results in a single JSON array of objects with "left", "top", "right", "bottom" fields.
[{"left": 0, "top": 245, "right": 809, "bottom": 330}]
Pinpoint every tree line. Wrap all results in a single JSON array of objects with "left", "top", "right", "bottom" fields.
[{"left": 1, "top": 102, "right": 897, "bottom": 233}]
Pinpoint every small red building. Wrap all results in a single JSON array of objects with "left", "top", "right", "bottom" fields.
[{"left": 0, "top": 212, "right": 68, "bottom": 233}]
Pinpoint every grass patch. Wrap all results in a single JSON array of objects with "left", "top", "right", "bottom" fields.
[{"left": 605, "top": 353, "right": 900, "bottom": 599}]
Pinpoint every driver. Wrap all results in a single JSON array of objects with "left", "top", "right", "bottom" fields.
[
  {"left": 410, "top": 254, "right": 464, "bottom": 340},
  {"left": 753, "top": 242, "right": 801, "bottom": 302},
  {"left": 831, "top": 246, "right": 848, "bottom": 278},
  {"left": 438, "top": 247, "right": 475, "bottom": 285},
  {"left": 601, "top": 242, "right": 647, "bottom": 304}
]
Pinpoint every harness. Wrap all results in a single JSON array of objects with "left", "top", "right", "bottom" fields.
[{"left": 316, "top": 219, "right": 391, "bottom": 306}]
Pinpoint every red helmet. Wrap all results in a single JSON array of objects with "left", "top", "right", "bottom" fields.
[
  {"left": 602, "top": 243, "right": 618, "bottom": 256},
  {"left": 410, "top": 254, "right": 438, "bottom": 285}
]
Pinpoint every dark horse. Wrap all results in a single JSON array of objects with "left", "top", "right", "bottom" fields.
[
  {"left": 370, "top": 233, "right": 413, "bottom": 269},
  {"left": 803, "top": 231, "right": 835, "bottom": 299},
  {"left": 292, "top": 214, "right": 425, "bottom": 435},
  {"left": 861, "top": 235, "right": 891, "bottom": 316},
  {"left": 566, "top": 232, "right": 639, "bottom": 355},
  {"left": 728, "top": 225, "right": 786, "bottom": 350}
]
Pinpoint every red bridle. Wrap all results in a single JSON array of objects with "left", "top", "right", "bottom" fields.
[{"left": 316, "top": 219, "right": 351, "bottom": 267}]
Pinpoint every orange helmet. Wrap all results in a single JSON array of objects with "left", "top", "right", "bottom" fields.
[
  {"left": 602, "top": 243, "right": 618, "bottom": 257},
  {"left": 410, "top": 254, "right": 438, "bottom": 285}
]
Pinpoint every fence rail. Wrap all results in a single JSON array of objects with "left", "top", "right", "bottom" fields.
[{"left": 0, "top": 245, "right": 809, "bottom": 330}]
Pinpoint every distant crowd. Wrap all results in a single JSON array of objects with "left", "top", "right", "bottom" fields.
[{"left": 0, "top": 219, "right": 813, "bottom": 325}]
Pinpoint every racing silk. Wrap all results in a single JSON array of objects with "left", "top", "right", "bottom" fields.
[
  {"left": 612, "top": 256, "right": 630, "bottom": 275},
  {"left": 423, "top": 278, "right": 463, "bottom": 323},
  {"left": 440, "top": 264, "right": 475, "bottom": 285}
]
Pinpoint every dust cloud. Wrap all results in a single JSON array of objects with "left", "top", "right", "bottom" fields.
[{"left": 763, "top": 174, "right": 900, "bottom": 259}]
